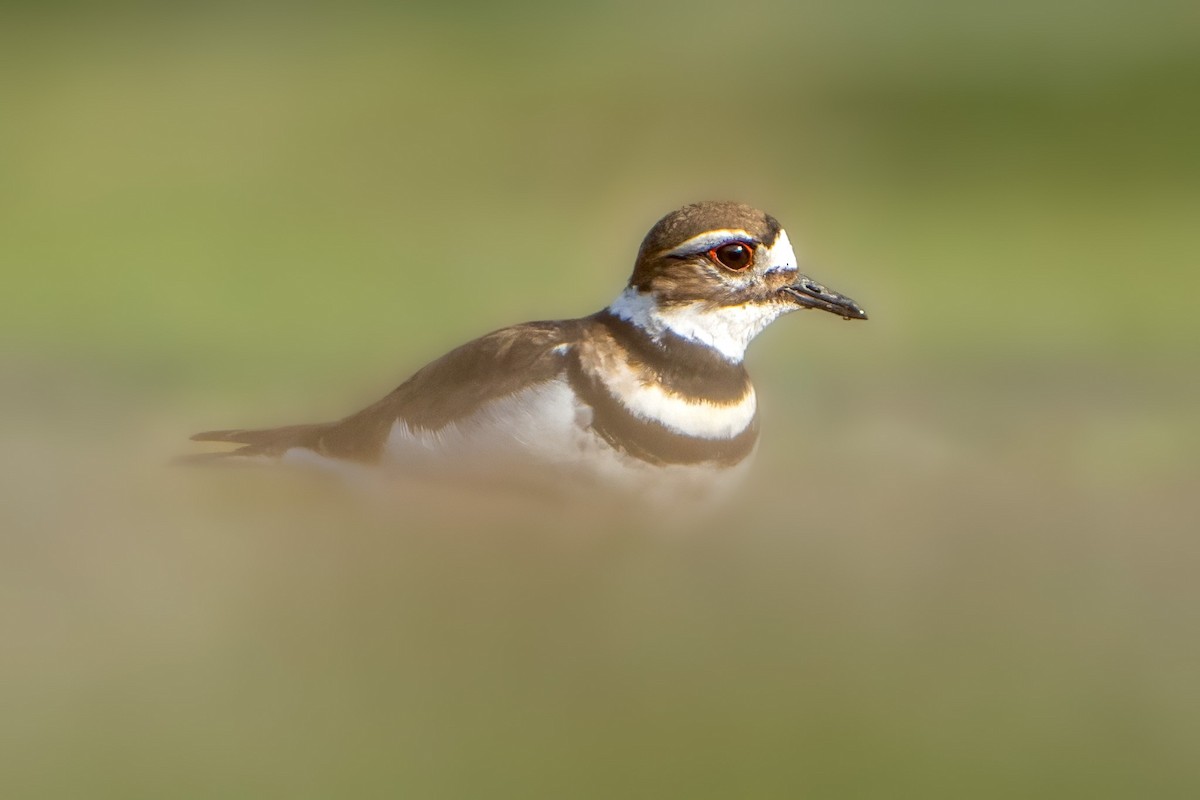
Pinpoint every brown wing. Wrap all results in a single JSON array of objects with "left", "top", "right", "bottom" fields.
[{"left": 191, "top": 320, "right": 582, "bottom": 463}]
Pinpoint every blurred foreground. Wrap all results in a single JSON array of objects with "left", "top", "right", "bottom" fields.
[
  {"left": 3, "top": 2, "right": 1199, "bottom": 797},
  {"left": 5, "top": 360, "right": 1198, "bottom": 797}
]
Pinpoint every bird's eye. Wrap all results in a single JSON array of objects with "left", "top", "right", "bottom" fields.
[{"left": 710, "top": 242, "right": 754, "bottom": 271}]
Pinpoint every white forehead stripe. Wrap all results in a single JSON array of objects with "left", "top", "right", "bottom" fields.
[
  {"left": 666, "top": 229, "right": 755, "bottom": 257},
  {"left": 764, "top": 229, "right": 798, "bottom": 272}
]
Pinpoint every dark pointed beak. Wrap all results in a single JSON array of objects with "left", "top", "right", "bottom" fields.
[{"left": 782, "top": 275, "right": 868, "bottom": 320}]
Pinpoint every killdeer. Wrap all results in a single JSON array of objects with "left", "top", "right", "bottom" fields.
[{"left": 191, "top": 202, "right": 866, "bottom": 501}]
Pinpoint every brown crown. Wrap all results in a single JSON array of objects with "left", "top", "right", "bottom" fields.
[{"left": 628, "top": 201, "right": 783, "bottom": 296}]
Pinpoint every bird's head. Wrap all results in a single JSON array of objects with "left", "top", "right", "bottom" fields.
[{"left": 612, "top": 202, "right": 867, "bottom": 362}]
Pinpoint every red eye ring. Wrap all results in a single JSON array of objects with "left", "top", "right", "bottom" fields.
[{"left": 708, "top": 241, "right": 755, "bottom": 271}]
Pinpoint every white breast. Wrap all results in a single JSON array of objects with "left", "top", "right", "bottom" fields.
[{"left": 594, "top": 357, "right": 756, "bottom": 439}]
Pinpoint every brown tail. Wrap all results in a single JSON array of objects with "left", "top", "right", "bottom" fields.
[{"left": 184, "top": 422, "right": 335, "bottom": 463}]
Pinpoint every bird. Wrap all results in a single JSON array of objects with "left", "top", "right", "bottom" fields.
[{"left": 189, "top": 201, "right": 867, "bottom": 503}]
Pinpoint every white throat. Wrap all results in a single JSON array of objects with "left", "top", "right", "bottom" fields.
[{"left": 607, "top": 287, "right": 785, "bottom": 363}]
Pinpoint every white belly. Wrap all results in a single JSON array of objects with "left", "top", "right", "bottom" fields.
[{"left": 378, "top": 378, "right": 753, "bottom": 504}]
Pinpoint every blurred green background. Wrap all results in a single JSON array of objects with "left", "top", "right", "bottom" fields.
[{"left": 3, "top": 1, "right": 1199, "bottom": 797}]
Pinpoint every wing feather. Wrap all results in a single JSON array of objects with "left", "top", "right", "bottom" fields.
[{"left": 189, "top": 320, "right": 581, "bottom": 463}]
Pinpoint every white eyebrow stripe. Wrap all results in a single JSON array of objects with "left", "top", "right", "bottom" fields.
[{"left": 665, "top": 229, "right": 755, "bottom": 257}]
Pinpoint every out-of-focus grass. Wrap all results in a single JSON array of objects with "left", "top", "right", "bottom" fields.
[
  {"left": 2, "top": 2, "right": 1199, "bottom": 797},
  {"left": 3, "top": 1, "right": 1198, "bottom": 377}
]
